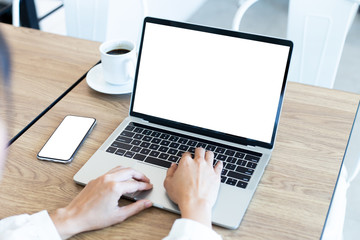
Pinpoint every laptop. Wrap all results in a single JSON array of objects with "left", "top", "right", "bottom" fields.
[
  {"left": 321, "top": 102, "right": 360, "bottom": 240},
  {"left": 74, "top": 17, "right": 293, "bottom": 229}
]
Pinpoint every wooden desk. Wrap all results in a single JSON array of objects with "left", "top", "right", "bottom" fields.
[
  {"left": 0, "top": 27, "right": 360, "bottom": 239},
  {"left": 0, "top": 23, "right": 99, "bottom": 141}
]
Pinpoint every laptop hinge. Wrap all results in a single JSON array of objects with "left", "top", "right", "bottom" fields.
[
  {"left": 133, "top": 117, "right": 271, "bottom": 151},
  {"left": 246, "top": 144, "right": 271, "bottom": 152}
]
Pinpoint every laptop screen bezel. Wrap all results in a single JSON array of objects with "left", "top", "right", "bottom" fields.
[{"left": 129, "top": 17, "right": 293, "bottom": 149}]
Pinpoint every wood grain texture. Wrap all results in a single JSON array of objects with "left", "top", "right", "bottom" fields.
[
  {"left": 0, "top": 26, "right": 359, "bottom": 239},
  {"left": 0, "top": 23, "right": 100, "bottom": 139}
]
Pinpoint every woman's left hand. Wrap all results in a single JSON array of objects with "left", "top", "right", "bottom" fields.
[{"left": 50, "top": 166, "right": 153, "bottom": 239}]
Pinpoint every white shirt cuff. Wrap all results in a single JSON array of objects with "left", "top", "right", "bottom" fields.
[
  {"left": 164, "top": 218, "right": 222, "bottom": 240},
  {"left": 0, "top": 210, "right": 61, "bottom": 240}
]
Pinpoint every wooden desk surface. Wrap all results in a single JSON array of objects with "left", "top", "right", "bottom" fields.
[
  {"left": 0, "top": 27, "right": 360, "bottom": 239},
  {"left": 0, "top": 23, "right": 99, "bottom": 140}
]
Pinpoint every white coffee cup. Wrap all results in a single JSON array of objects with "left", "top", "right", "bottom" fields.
[{"left": 100, "top": 40, "right": 136, "bottom": 85}]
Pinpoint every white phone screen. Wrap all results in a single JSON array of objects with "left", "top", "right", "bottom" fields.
[{"left": 37, "top": 115, "right": 96, "bottom": 163}]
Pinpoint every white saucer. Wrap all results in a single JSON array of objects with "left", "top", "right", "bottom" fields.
[{"left": 86, "top": 64, "right": 134, "bottom": 94}]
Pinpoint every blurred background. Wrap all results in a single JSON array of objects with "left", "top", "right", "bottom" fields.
[{"left": 0, "top": 0, "right": 359, "bottom": 94}]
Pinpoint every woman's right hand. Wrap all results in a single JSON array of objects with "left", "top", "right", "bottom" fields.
[{"left": 164, "top": 148, "right": 223, "bottom": 228}]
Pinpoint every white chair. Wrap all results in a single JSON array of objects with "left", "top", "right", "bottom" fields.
[
  {"left": 232, "top": 0, "right": 360, "bottom": 89},
  {"left": 62, "top": 0, "right": 207, "bottom": 46},
  {"left": 63, "top": 0, "right": 110, "bottom": 42},
  {"left": 13, "top": 0, "right": 207, "bottom": 51},
  {"left": 12, "top": 0, "right": 21, "bottom": 27},
  {"left": 63, "top": 0, "right": 147, "bottom": 45},
  {"left": 12, "top": 0, "right": 64, "bottom": 29}
]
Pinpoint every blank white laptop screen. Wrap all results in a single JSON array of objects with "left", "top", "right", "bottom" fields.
[{"left": 132, "top": 23, "right": 290, "bottom": 144}]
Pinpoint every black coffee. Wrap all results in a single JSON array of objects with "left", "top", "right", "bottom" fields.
[{"left": 107, "top": 48, "right": 130, "bottom": 55}]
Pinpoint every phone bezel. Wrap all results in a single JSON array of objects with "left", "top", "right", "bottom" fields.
[{"left": 37, "top": 115, "right": 96, "bottom": 163}]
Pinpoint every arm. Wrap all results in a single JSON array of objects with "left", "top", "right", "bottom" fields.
[
  {"left": 164, "top": 148, "right": 223, "bottom": 228},
  {"left": 50, "top": 166, "right": 153, "bottom": 239},
  {"left": 0, "top": 211, "right": 61, "bottom": 240}
]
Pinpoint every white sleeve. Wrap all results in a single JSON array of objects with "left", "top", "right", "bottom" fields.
[
  {"left": 0, "top": 210, "right": 61, "bottom": 240},
  {"left": 163, "top": 218, "right": 223, "bottom": 240}
]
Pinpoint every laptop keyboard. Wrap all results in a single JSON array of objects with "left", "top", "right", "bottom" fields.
[{"left": 106, "top": 122, "right": 262, "bottom": 189}]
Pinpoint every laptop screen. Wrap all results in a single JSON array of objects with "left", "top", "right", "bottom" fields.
[{"left": 131, "top": 18, "right": 292, "bottom": 148}]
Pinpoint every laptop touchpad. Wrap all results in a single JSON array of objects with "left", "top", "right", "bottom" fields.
[{"left": 132, "top": 163, "right": 178, "bottom": 211}]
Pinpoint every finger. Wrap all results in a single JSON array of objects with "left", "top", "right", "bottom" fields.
[
  {"left": 181, "top": 151, "right": 192, "bottom": 159},
  {"left": 111, "top": 167, "right": 151, "bottom": 183},
  {"left": 205, "top": 150, "right": 214, "bottom": 165},
  {"left": 164, "top": 163, "right": 178, "bottom": 189},
  {"left": 119, "top": 180, "right": 153, "bottom": 195},
  {"left": 117, "top": 199, "right": 152, "bottom": 221},
  {"left": 194, "top": 147, "right": 205, "bottom": 160},
  {"left": 166, "top": 163, "right": 178, "bottom": 178},
  {"left": 214, "top": 160, "right": 223, "bottom": 176},
  {"left": 121, "top": 168, "right": 151, "bottom": 183},
  {"left": 178, "top": 152, "right": 192, "bottom": 166},
  {"left": 106, "top": 165, "right": 125, "bottom": 174}
]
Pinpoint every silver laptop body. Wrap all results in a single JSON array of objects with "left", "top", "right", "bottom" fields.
[{"left": 74, "top": 17, "right": 293, "bottom": 229}]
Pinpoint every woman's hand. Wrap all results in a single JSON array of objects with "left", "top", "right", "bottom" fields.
[
  {"left": 164, "top": 148, "right": 223, "bottom": 228},
  {"left": 50, "top": 166, "right": 153, "bottom": 239}
]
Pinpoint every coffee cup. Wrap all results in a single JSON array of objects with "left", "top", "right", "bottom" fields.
[{"left": 100, "top": 40, "right": 136, "bottom": 85}]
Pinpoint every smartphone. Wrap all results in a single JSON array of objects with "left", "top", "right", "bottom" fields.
[{"left": 37, "top": 115, "right": 96, "bottom": 163}]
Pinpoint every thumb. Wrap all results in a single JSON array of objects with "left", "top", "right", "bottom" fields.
[
  {"left": 166, "top": 163, "right": 178, "bottom": 178},
  {"left": 214, "top": 160, "right": 223, "bottom": 176},
  {"left": 117, "top": 199, "right": 152, "bottom": 221}
]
